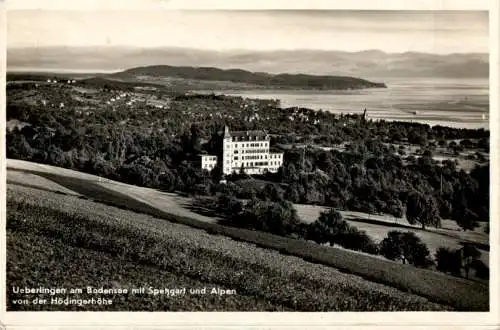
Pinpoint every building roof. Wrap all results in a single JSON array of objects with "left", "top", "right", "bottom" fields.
[
  {"left": 218, "top": 126, "right": 269, "bottom": 140},
  {"left": 230, "top": 130, "right": 268, "bottom": 138},
  {"left": 199, "top": 152, "right": 216, "bottom": 157}
]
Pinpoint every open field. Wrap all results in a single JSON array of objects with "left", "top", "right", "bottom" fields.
[
  {"left": 7, "top": 184, "right": 451, "bottom": 311},
  {"left": 294, "top": 204, "right": 489, "bottom": 266},
  {"left": 7, "top": 159, "right": 219, "bottom": 224},
  {"left": 6, "top": 160, "right": 489, "bottom": 310},
  {"left": 7, "top": 170, "right": 82, "bottom": 197}
]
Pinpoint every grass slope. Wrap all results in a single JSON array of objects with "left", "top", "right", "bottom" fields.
[
  {"left": 7, "top": 184, "right": 448, "bottom": 311},
  {"left": 6, "top": 165, "right": 489, "bottom": 310}
]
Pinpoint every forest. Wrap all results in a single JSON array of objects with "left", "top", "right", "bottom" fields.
[{"left": 6, "top": 81, "right": 490, "bottom": 233}]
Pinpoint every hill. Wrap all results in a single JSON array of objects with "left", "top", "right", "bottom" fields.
[
  {"left": 6, "top": 160, "right": 489, "bottom": 311},
  {"left": 111, "top": 65, "right": 387, "bottom": 90},
  {"left": 8, "top": 182, "right": 453, "bottom": 311}
]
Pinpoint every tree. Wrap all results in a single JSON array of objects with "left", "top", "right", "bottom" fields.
[
  {"left": 435, "top": 247, "right": 462, "bottom": 275},
  {"left": 379, "top": 231, "right": 432, "bottom": 267},
  {"left": 379, "top": 231, "right": 406, "bottom": 262},
  {"left": 400, "top": 232, "right": 432, "bottom": 267},
  {"left": 386, "top": 199, "right": 404, "bottom": 218},
  {"left": 216, "top": 193, "right": 243, "bottom": 217},
  {"left": 436, "top": 244, "right": 483, "bottom": 279},
  {"left": 237, "top": 199, "right": 301, "bottom": 237},
  {"left": 6, "top": 131, "right": 34, "bottom": 159},
  {"left": 158, "top": 168, "right": 177, "bottom": 192},
  {"left": 461, "top": 244, "right": 482, "bottom": 279},
  {"left": 405, "top": 191, "right": 441, "bottom": 230},
  {"left": 455, "top": 209, "right": 480, "bottom": 231},
  {"left": 471, "top": 259, "right": 489, "bottom": 280},
  {"left": 339, "top": 226, "right": 379, "bottom": 254},
  {"left": 308, "top": 209, "right": 349, "bottom": 246},
  {"left": 259, "top": 184, "right": 284, "bottom": 202},
  {"left": 210, "top": 164, "right": 223, "bottom": 182},
  {"left": 285, "top": 184, "right": 300, "bottom": 203},
  {"left": 408, "top": 129, "right": 428, "bottom": 146},
  {"left": 190, "top": 124, "right": 202, "bottom": 154}
]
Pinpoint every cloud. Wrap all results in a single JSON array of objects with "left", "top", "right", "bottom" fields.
[{"left": 7, "top": 10, "right": 488, "bottom": 54}]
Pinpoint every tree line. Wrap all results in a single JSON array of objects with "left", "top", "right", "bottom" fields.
[{"left": 212, "top": 192, "right": 487, "bottom": 280}]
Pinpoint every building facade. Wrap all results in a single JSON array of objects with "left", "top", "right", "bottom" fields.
[
  {"left": 200, "top": 126, "right": 284, "bottom": 175},
  {"left": 200, "top": 154, "right": 217, "bottom": 172}
]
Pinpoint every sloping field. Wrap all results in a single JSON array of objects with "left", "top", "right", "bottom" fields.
[
  {"left": 6, "top": 160, "right": 489, "bottom": 310},
  {"left": 7, "top": 170, "right": 82, "bottom": 197},
  {"left": 7, "top": 159, "right": 489, "bottom": 266},
  {"left": 294, "top": 204, "right": 490, "bottom": 266},
  {"left": 7, "top": 184, "right": 448, "bottom": 311},
  {"left": 7, "top": 159, "right": 220, "bottom": 224}
]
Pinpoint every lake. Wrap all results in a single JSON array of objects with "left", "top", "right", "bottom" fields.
[{"left": 206, "top": 78, "right": 490, "bottom": 130}]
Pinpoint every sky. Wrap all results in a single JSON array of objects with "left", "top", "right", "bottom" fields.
[{"left": 7, "top": 10, "right": 489, "bottom": 54}]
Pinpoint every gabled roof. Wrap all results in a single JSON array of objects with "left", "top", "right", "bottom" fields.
[
  {"left": 218, "top": 126, "right": 268, "bottom": 139},
  {"left": 230, "top": 130, "right": 268, "bottom": 138}
]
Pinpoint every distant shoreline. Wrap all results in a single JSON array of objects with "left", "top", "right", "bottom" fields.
[{"left": 7, "top": 71, "right": 489, "bottom": 131}]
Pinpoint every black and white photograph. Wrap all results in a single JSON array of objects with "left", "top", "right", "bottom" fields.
[{"left": 1, "top": 1, "right": 497, "bottom": 322}]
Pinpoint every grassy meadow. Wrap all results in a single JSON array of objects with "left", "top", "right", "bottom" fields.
[{"left": 6, "top": 179, "right": 489, "bottom": 311}]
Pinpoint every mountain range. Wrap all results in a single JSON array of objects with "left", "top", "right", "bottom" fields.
[{"left": 7, "top": 46, "right": 489, "bottom": 79}]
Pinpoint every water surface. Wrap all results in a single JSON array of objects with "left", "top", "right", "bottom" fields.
[{"left": 206, "top": 78, "right": 489, "bottom": 129}]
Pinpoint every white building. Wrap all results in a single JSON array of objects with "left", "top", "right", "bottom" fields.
[
  {"left": 200, "top": 154, "right": 217, "bottom": 172},
  {"left": 201, "top": 126, "right": 284, "bottom": 175}
]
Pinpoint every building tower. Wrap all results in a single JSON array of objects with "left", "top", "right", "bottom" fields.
[{"left": 222, "top": 125, "right": 233, "bottom": 175}]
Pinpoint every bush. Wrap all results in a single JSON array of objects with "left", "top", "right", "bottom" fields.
[
  {"left": 308, "top": 209, "right": 378, "bottom": 254},
  {"left": 455, "top": 209, "right": 480, "bottom": 231},
  {"left": 193, "top": 183, "right": 211, "bottom": 196},
  {"left": 307, "top": 209, "right": 348, "bottom": 246},
  {"left": 216, "top": 193, "right": 243, "bottom": 217},
  {"left": 471, "top": 260, "right": 489, "bottom": 280},
  {"left": 461, "top": 244, "right": 482, "bottom": 279},
  {"left": 435, "top": 247, "right": 462, "bottom": 275},
  {"left": 435, "top": 245, "right": 485, "bottom": 279},
  {"left": 339, "top": 227, "right": 379, "bottom": 255},
  {"left": 379, "top": 231, "right": 433, "bottom": 268},
  {"left": 236, "top": 199, "right": 302, "bottom": 237},
  {"left": 258, "top": 184, "right": 285, "bottom": 202}
]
